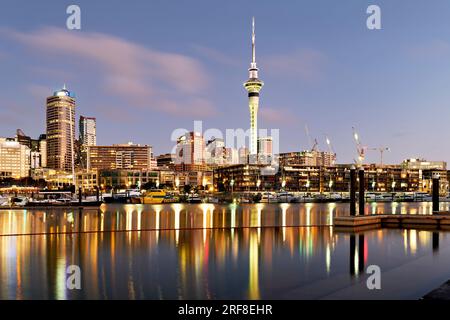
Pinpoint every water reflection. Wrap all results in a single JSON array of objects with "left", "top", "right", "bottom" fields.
[
  {"left": 1, "top": 203, "right": 450, "bottom": 300},
  {"left": 2, "top": 202, "right": 449, "bottom": 237}
]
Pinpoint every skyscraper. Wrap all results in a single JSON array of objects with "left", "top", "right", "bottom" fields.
[
  {"left": 46, "top": 85, "right": 76, "bottom": 173},
  {"left": 79, "top": 116, "right": 97, "bottom": 146},
  {"left": 174, "top": 132, "right": 206, "bottom": 171},
  {"left": 244, "top": 17, "right": 264, "bottom": 156}
]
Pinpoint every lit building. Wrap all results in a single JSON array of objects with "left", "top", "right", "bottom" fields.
[
  {"left": 174, "top": 132, "right": 206, "bottom": 171},
  {"left": 214, "top": 162, "right": 448, "bottom": 194},
  {"left": 98, "top": 169, "right": 159, "bottom": 189},
  {"left": 402, "top": 158, "right": 446, "bottom": 170},
  {"left": 156, "top": 153, "right": 175, "bottom": 169},
  {"left": 279, "top": 150, "right": 336, "bottom": 167},
  {"left": 31, "top": 168, "right": 74, "bottom": 190},
  {"left": 15, "top": 130, "right": 47, "bottom": 169},
  {"left": 244, "top": 18, "right": 264, "bottom": 156},
  {"left": 225, "top": 147, "right": 239, "bottom": 165},
  {"left": 206, "top": 137, "right": 226, "bottom": 166},
  {"left": 239, "top": 147, "right": 249, "bottom": 164},
  {"left": 0, "top": 138, "right": 30, "bottom": 178},
  {"left": 86, "top": 142, "right": 153, "bottom": 171},
  {"left": 39, "top": 134, "right": 47, "bottom": 168},
  {"left": 258, "top": 136, "right": 273, "bottom": 164},
  {"left": 79, "top": 116, "right": 96, "bottom": 146},
  {"left": 46, "top": 85, "right": 76, "bottom": 172}
]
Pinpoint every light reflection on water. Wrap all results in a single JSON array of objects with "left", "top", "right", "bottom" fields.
[
  {"left": 0, "top": 202, "right": 450, "bottom": 300},
  {"left": 1, "top": 202, "right": 449, "bottom": 236}
]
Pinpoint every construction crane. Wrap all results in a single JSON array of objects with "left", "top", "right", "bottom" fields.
[
  {"left": 325, "top": 135, "right": 335, "bottom": 154},
  {"left": 305, "top": 124, "right": 319, "bottom": 152},
  {"left": 367, "top": 147, "right": 390, "bottom": 167},
  {"left": 352, "top": 126, "right": 366, "bottom": 165}
]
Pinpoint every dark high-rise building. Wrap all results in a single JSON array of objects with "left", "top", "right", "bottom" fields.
[{"left": 79, "top": 116, "right": 96, "bottom": 146}]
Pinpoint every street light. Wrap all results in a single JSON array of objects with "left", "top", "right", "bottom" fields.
[
  {"left": 256, "top": 179, "right": 261, "bottom": 191},
  {"left": 230, "top": 179, "right": 235, "bottom": 201}
]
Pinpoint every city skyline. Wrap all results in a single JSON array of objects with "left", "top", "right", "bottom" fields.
[{"left": 2, "top": 1, "right": 450, "bottom": 164}]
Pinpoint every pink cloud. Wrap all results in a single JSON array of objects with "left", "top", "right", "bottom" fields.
[
  {"left": 191, "top": 45, "right": 239, "bottom": 66},
  {"left": 261, "top": 49, "right": 327, "bottom": 82},
  {"left": 2, "top": 27, "right": 217, "bottom": 117},
  {"left": 260, "top": 107, "right": 300, "bottom": 126}
]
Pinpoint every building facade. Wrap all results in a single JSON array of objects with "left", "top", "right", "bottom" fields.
[
  {"left": 79, "top": 116, "right": 97, "bottom": 147},
  {"left": 214, "top": 163, "right": 448, "bottom": 194},
  {"left": 86, "top": 143, "right": 153, "bottom": 171},
  {"left": 0, "top": 138, "right": 30, "bottom": 179},
  {"left": 46, "top": 86, "right": 76, "bottom": 172},
  {"left": 279, "top": 151, "right": 336, "bottom": 167},
  {"left": 174, "top": 132, "right": 206, "bottom": 171}
]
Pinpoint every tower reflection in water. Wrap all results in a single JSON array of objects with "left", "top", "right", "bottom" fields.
[{"left": 0, "top": 202, "right": 448, "bottom": 299}]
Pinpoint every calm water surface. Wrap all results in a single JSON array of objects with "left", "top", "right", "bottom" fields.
[{"left": 1, "top": 202, "right": 450, "bottom": 300}]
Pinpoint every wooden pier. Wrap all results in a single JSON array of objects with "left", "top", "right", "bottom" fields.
[{"left": 334, "top": 212, "right": 450, "bottom": 231}]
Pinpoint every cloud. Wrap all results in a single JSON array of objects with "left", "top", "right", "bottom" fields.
[
  {"left": 191, "top": 45, "right": 239, "bottom": 66},
  {"left": 261, "top": 49, "right": 327, "bottom": 82},
  {"left": 260, "top": 107, "right": 300, "bottom": 126},
  {"left": 1, "top": 27, "right": 217, "bottom": 117}
]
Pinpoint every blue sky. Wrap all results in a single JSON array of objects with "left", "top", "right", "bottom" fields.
[{"left": 1, "top": 0, "right": 450, "bottom": 164}]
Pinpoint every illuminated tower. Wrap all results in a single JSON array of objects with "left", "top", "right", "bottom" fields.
[
  {"left": 244, "top": 17, "right": 264, "bottom": 156},
  {"left": 46, "top": 85, "right": 75, "bottom": 173}
]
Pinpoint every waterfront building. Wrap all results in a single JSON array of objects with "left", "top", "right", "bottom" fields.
[
  {"left": 175, "top": 170, "right": 213, "bottom": 189},
  {"left": 244, "top": 18, "right": 264, "bottom": 156},
  {"left": 213, "top": 164, "right": 276, "bottom": 192},
  {"left": 401, "top": 158, "right": 446, "bottom": 170},
  {"left": 214, "top": 162, "right": 448, "bottom": 193},
  {"left": 0, "top": 138, "right": 30, "bottom": 179},
  {"left": 98, "top": 169, "right": 159, "bottom": 189},
  {"left": 156, "top": 153, "right": 175, "bottom": 169},
  {"left": 76, "top": 169, "right": 99, "bottom": 191},
  {"left": 31, "top": 168, "right": 73, "bottom": 189},
  {"left": 279, "top": 150, "right": 336, "bottom": 167},
  {"left": 86, "top": 142, "right": 153, "bottom": 171},
  {"left": 46, "top": 85, "right": 76, "bottom": 172},
  {"left": 174, "top": 132, "right": 206, "bottom": 172}
]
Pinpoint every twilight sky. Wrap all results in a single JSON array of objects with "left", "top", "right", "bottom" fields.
[{"left": 1, "top": 0, "right": 450, "bottom": 164}]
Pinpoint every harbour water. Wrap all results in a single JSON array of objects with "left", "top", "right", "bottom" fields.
[{"left": 1, "top": 202, "right": 450, "bottom": 299}]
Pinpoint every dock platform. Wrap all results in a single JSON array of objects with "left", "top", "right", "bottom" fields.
[{"left": 334, "top": 212, "right": 450, "bottom": 231}]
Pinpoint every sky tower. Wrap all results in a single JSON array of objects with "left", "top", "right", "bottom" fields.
[{"left": 244, "top": 17, "right": 264, "bottom": 156}]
